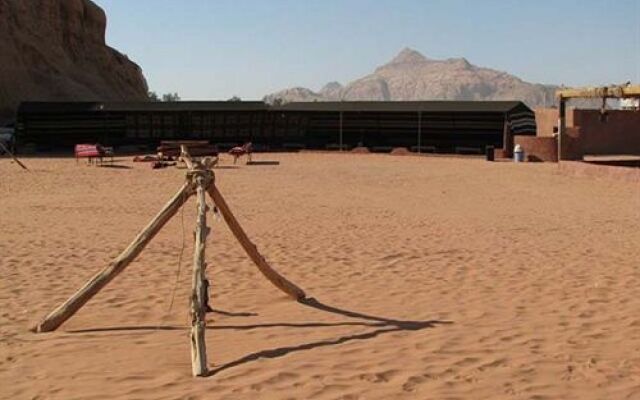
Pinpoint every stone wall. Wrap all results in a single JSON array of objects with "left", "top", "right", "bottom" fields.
[
  {"left": 535, "top": 108, "right": 640, "bottom": 159},
  {"left": 534, "top": 108, "right": 557, "bottom": 137},
  {"left": 514, "top": 136, "right": 557, "bottom": 162},
  {"left": 573, "top": 110, "right": 640, "bottom": 155}
]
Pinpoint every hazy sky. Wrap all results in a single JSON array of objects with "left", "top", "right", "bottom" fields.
[{"left": 94, "top": 0, "right": 640, "bottom": 100}]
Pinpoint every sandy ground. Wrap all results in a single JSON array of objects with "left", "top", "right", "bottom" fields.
[{"left": 1, "top": 153, "right": 640, "bottom": 400}]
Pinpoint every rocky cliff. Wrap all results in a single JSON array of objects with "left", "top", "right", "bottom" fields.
[
  {"left": 265, "top": 48, "right": 558, "bottom": 108},
  {"left": 0, "top": 0, "right": 148, "bottom": 121}
]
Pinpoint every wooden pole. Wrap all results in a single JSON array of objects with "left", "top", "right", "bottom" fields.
[
  {"left": 207, "top": 185, "right": 306, "bottom": 301},
  {"left": 339, "top": 111, "right": 343, "bottom": 151},
  {"left": 180, "top": 145, "right": 195, "bottom": 170},
  {"left": 0, "top": 141, "right": 28, "bottom": 170},
  {"left": 33, "top": 180, "right": 195, "bottom": 332},
  {"left": 190, "top": 173, "right": 210, "bottom": 377},
  {"left": 558, "top": 98, "right": 566, "bottom": 162},
  {"left": 556, "top": 85, "right": 640, "bottom": 99},
  {"left": 417, "top": 111, "right": 422, "bottom": 154},
  {"left": 502, "top": 118, "right": 512, "bottom": 158}
]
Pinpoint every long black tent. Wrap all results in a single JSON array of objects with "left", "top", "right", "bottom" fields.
[{"left": 16, "top": 100, "right": 535, "bottom": 153}]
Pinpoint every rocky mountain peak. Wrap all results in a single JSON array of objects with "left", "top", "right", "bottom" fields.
[
  {"left": 265, "top": 47, "right": 558, "bottom": 108},
  {"left": 321, "top": 81, "right": 343, "bottom": 92},
  {"left": 445, "top": 57, "right": 472, "bottom": 69},
  {"left": 387, "top": 47, "right": 430, "bottom": 65}
]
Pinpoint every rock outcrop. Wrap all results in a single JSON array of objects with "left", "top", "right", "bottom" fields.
[
  {"left": 265, "top": 47, "right": 558, "bottom": 108},
  {"left": 0, "top": 0, "right": 148, "bottom": 121},
  {"left": 264, "top": 87, "right": 323, "bottom": 104}
]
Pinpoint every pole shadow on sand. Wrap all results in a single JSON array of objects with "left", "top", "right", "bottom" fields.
[
  {"left": 206, "top": 297, "right": 451, "bottom": 377},
  {"left": 68, "top": 297, "right": 452, "bottom": 377}
]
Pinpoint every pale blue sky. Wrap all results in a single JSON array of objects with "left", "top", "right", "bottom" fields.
[{"left": 94, "top": 0, "right": 640, "bottom": 100}]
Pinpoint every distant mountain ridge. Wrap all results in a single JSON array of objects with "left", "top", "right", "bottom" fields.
[{"left": 265, "top": 48, "right": 558, "bottom": 108}]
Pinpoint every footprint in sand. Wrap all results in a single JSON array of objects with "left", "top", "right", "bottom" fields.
[
  {"left": 402, "top": 374, "right": 433, "bottom": 392},
  {"left": 358, "top": 369, "right": 399, "bottom": 384}
]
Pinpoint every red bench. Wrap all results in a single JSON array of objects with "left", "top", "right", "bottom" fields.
[{"left": 75, "top": 144, "right": 113, "bottom": 165}]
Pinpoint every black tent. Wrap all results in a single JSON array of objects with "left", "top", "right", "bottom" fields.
[{"left": 16, "top": 100, "right": 535, "bottom": 153}]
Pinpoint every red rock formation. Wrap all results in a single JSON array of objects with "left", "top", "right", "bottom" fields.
[
  {"left": 265, "top": 48, "right": 558, "bottom": 108},
  {"left": 0, "top": 0, "right": 148, "bottom": 121}
]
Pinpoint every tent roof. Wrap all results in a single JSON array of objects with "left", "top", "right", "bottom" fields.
[
  {"left": 18, "top": 100, "right": 532, "bottom": 114},
  {"left": 274, "top": 100, "right": 530, "bottom": 113}
]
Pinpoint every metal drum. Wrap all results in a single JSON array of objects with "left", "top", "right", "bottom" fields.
[{"left": 514, "top": 144, "right": 524, "bottom": 162}]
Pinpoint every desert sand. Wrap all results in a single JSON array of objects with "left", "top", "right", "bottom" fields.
[{"left": 1, "top": 153, "right": 639, "bottom": 399}]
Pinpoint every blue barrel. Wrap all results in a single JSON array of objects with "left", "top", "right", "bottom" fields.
[
  {"left": 514, "top": 151, "right": 525, "bottom": 162},
  {"left": 513, "top": 144, "right": 524, "bottom": 162},
  {"left": 514, "top": 144, "right": 524, "bottom": 162}
]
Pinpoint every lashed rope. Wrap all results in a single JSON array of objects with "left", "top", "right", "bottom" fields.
[{"left": 166, "top": 187, "right": 188, "bottom": 316}]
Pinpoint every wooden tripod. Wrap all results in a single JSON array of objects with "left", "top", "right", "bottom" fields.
[{"left": 32, "top": 147, "right": 306, "bottom": 377}]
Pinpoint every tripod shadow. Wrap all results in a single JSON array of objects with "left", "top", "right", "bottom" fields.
[
  {"left": 67, "top": 320, "right": 381, "bottom": 334},
  {"left": 206, "top": 297, "right": 451, "bottom": 377},
  {"left": 64, "top": 297, "right": 451, "bottom": 378},
  {"left": 299, "top": 297, "right": 435, "bottom": 329},
  {"left": 213, "top": 165, "right": 240, "bottom": 170},
  {"left": 208, "top": 308, "right": 257, "bottom": 317},
  {"left": 97, "top": 164, "right": 133, "bottom": 169}
]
